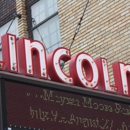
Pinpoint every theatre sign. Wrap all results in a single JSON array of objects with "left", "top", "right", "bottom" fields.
[
  {"left": 0, "top": 33, "right": 130, "bottom": 130},
  {"left": 1, "top": 33, "right": 130, "bottom": 96}
]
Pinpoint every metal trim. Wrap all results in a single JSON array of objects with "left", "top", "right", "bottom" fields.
[{"left": 0, "top": 71, "right": 129, "bottom": 104}]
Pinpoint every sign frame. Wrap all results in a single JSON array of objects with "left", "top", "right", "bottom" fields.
[{"left": 0, "top": 71, "right": 130, "bottom": 130}]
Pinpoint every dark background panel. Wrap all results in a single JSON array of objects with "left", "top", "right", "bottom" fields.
[
  {"left": 0, "top": 71, "right": 130, "bottom": 130},
  {"left": 4, "top": 80, "right": 130, "bottom": 130}
]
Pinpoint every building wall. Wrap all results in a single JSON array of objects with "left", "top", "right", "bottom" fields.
[
  {"left": 58, "top": 0, "right": 130, "bottom": 84},
  {"left": 16, "top": 0, "right": 28, "bottom": 38},
  {"left": 0, "top": 0, "right": 16, "bottom": 27}
]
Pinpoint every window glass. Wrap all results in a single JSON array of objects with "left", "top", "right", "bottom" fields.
[
  {"left": 31, "top": 0, "right": 61, "bottom": 54},
  {"left": 31, "top": 0, "right": 58, "bottom": 26},
  {"left": 33, "top": 15, "right": 61, "bottom": 53},
  {"left": 0, "top": 18, "right": 19, "bottom": 42},
  {"left": 0, "top": 18, "right": 19, "bottom": 60}
]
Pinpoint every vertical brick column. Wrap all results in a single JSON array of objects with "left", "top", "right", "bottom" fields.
[{"left": 16, "top": 0, "right": 28, "bottom": 38}]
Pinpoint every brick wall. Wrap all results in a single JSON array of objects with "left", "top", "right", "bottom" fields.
[
  {"left": 58, "top": 0, "right": 130, "bottom": 84},
  {"left": 16, "top": 0, "right": 28, "bottom": 38},
  {"left": 0, "top": 0, "right": 16, "bottom": 26}
]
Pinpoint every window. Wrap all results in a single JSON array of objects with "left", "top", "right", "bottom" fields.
[
  {"left": 31, "top": 0, "right": 61, "bottom": 53},
  {"left": 0, "top": 18, "right": 19, "bottom": 60}
]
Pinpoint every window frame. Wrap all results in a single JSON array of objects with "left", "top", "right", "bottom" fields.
[
  {"left": 31, "top": 11, "right": 58, "bottom": 31},
  {"left": 30, "top": 0, "right": 61, "bottom": 53}
]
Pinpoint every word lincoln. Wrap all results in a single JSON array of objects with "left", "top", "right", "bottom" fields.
[{"left": 1, "top": 33, "right": 130, "bottom": 97}]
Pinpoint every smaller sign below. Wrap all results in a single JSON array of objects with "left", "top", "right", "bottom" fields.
[{"left": 4, "top": 80, "right": 130, "bottom": 130}]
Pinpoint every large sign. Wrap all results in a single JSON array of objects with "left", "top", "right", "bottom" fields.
[
  {"left": 0, "top": 33, "right": 130, "bottom": 96},
  {"left": 1, "top": 72, "right": 130, "bottom": 130}
]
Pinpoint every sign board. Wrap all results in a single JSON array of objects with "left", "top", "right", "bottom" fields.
[
  {"left": 0, "top": 72, "right": 130, "bottom": 130},
  {"left": 1, "top": 33, "right": 130, "bottom": 97}
]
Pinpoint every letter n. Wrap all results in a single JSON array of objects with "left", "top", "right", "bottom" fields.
[
  {"left": 17, "top": 38, "right": 48, "bottom": 79},
  {"left": 113, "top": 62, "right": 130, "bottom": 96}
]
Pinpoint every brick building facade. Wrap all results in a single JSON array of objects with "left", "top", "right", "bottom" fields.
[
  {"left": 1, "top": 0, "right": 130, "bottom": 130},
  {"left": 58, "top": 0, "right": 130, "bottom": 84},
  {"left": 0, "top": 0, "right": 130, "bottom": 85}
]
